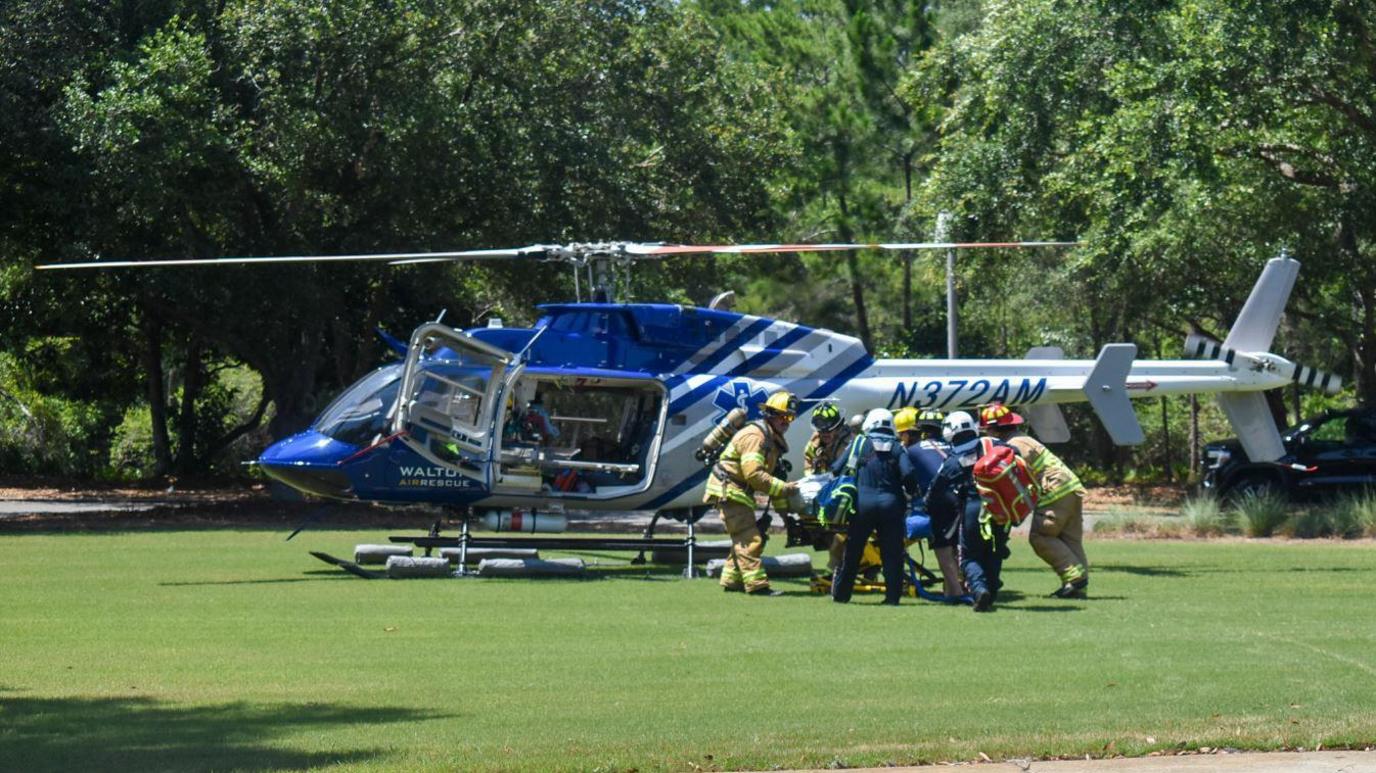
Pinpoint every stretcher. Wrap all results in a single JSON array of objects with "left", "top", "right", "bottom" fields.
[{"left": 788, "top": 514, "right": 972, "bottom": 604}]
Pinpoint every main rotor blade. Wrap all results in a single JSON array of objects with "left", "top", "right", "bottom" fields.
[
  {"left": 36, "top": 247, "right": 551, "bottom": 270},
  {"left": 37, "top": 240, "right": 1077, "bottom": 270},
  {"left": 627, "top": 241, "right": 1076, "bottom": 256}
]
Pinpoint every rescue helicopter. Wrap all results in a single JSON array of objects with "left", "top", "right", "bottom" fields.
[{"left": 40, "top": 243, "right": 1338, "bottom": 574}]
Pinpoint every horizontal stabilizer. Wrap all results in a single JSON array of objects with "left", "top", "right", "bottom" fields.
[
  {"left": 1084, "top": 344, "right": 1145, "bottom": 445},
  {"left": 1023, "top": 347, "right": 1071, "bottom": 443},
  {"left": 1217, "top": 392, "right": 1285, "bottom": 462}
]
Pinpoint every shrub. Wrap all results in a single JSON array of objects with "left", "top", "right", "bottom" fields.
[
  {"left": 1330, "top": 491, "right": 1376, "bottom": 539},
  {"left": 1182, "top": 495, "right": 1233, "bottom": 537},
  {"left": 1232, "top": 490, "right": 1290, "bottom": 537}
]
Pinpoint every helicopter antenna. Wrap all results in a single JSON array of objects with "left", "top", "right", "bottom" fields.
[{"left": 434, "top": 308, "right": 447, "bottom": 324}]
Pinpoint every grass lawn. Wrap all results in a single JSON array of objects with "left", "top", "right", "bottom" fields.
[{"left": 2, "top": 528, "right": 1375, "bottom": 771}]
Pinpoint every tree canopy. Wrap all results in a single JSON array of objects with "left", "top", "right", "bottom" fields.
[{"left": 1, "top": 0, "right": 1369, "bottom": 480}]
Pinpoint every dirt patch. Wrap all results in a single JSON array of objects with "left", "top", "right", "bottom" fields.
[{"left": 1084, "top": 484, "right": 1189, "bottom": 509}]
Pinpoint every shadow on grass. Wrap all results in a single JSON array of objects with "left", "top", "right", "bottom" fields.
[
  {"left": 1092, "top": 563, "right": 1193, "bottom": 578},
  {"left": 0, "top": 690, "right": 439, "bottom": 772},
  {"left": 157, "top": 576, "right": 356, "bottom": 586},
  {"left": 1286, "top": 565, "right": 1376, "bottom": 573}
]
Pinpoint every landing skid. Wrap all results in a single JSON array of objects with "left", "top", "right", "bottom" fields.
[{"left": 389, "top": 510, "right": 706, "bottom": 578}]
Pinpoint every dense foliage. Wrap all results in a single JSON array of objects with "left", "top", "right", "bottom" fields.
[{"left": 0, "top": 0, "right": 1367, "bottom": 479}]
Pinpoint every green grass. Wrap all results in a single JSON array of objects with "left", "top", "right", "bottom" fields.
[{"left": 3, "top": 529, "right": 1376, "bottom": 771}]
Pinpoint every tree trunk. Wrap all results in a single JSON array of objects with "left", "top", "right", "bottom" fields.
[
  {"left": 1358, "top": 282, "right": 1376, "bottom": 405},
  {"left": 173, "top": 338, "right": 205, "bottom": 474},
  {"left": 836, "top": 194, "right": 872, "bottom": 351},
  {"left": 264, "top": 347, "right": 322, "bottom": 440},
  {"left": 141, "top": 313, "right": 172, "bottom": 478},
  {"left": 1189, "top": 394, "right": 1199, "bottom": 483}
]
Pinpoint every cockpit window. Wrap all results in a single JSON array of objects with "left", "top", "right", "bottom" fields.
[{"left": 316, "top": 365, "right": 403, "bottom": 446}]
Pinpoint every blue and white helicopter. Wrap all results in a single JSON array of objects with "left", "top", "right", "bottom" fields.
[{"left": 42, "top": 243, "right": 1338, "bottom": 565}]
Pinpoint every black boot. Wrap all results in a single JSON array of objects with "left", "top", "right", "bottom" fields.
[
  {"left": 972, "top": 589, "right": 994, "bottom": 612},
  {"left": 1050, "top": 577, "right": 1088, "bottom": 599}
]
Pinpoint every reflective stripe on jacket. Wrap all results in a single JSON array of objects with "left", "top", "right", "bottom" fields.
[
  {"left": 1007, "top": 435, "right": 1084, "bottom": 505},
  {"left": 704, "top": 421, "right": 789, "bottom": 507}
]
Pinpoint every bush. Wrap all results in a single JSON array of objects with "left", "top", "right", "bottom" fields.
[
  {"left": 1182, "top": 495, "right": 1234, "bottom": 537},
  {"left": 1232, "top": 490, "right": 1290, "bottom": 537},
  {"left": 1271, "top": 492, "right": 1376, "bottom": 539}
]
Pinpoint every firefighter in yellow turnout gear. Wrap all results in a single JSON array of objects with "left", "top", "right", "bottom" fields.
[
  {"left": 704, "top": 390, "right": 799, "bottom": 596},
  {"left": 979, "top": 403, "right": 1089, "bottom": 598},
  {"left": 803, "top": 403, "right": 853, "bottom": 575}
]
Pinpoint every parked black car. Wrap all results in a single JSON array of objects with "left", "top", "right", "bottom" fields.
[{"left": 1202, "top": 407, "right": 1376, "bottom": 500}]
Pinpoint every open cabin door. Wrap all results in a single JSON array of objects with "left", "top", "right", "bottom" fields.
[
  {"left": 392, "top": 323, "right": 524, "bottom": 488},
  {"left": 491, "top": 374, "right": 667, "bottom": 499}
]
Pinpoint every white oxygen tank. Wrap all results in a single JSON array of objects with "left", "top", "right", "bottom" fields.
[{"left": 479, "top": 509, "right": 567, "bottom": 533}]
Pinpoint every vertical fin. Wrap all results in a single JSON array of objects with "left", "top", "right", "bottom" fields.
[
  {"left": 1216, "top": 392, "right": 1286, "bottom": 462},
  {"left": 1221, "top": 256, "right": 1299, "bottom": 352}
]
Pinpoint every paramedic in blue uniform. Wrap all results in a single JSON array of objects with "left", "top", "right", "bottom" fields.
[
  {"left": 831, "top": 409, "right": 918, "bottom": 606},
  {"left": 925, "top": 410, "right": 1013, "bottom": 612},
  {"left": 895, "top": 408, "right": 962, "bottom": 600}
]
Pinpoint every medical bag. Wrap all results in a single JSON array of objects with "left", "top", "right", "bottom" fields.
[{"left": 972, "top": 438, "right": 1038, "bottom": 525}]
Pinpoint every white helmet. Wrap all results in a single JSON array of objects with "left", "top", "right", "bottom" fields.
[
  {"left": 862, "top": 408, "right": 896, "bottom": 452},
  {"left": 862, "top": 408, "right": 896, "bottom": 436},
  {"left": 942, "top": 410, "right": 979, "bottom": 453}
]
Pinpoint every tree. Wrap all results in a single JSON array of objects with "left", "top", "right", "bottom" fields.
[
  {"left": 7, "top": 0, "right": 791, "bottom": 476},
  {"left": 699, "top": 0, "right": 939, "bottom": 352}
]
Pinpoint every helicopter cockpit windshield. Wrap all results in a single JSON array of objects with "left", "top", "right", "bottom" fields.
[{"left": 315, "top": 364, "right": 403, "bottom": 447}]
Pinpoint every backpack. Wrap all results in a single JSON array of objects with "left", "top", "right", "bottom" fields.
[
  {"left": 815, "top": 436, "right": 867, "bottom": 528},
  {"left": 972, "top": 437, "right": 1039, "bottom": 525}
]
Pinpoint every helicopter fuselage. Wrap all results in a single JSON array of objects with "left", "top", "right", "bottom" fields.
[{"left": 258, "top": 299, "right": 1296, "bottom": 516}]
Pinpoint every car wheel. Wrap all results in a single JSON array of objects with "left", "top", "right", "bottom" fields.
[{"left": 1226, "top": 472, "right": 1283, "bottom": 503}]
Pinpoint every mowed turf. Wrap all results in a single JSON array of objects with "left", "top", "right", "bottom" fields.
[{"left": 2, "top": 529, "right": 1375, "bottom": 772}]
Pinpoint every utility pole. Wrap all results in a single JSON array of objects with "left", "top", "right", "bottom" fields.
[{"left": 936, "top": 211, "right": 958, "bottom": 357}]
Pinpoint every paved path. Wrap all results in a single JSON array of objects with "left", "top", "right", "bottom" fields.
[
  {"left": 801, "top": 749, "right": 1376, "bottom": 773},
  {"left": 0, "top": 499, "right": 161, "bottom": 516}
]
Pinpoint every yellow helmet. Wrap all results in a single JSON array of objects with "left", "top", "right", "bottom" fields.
[
  {"left": 761, "top": 390, "right": 798, "bottom": 419},
  {"left": 893, "top": 407, "right": 918, "bottom": 434}
]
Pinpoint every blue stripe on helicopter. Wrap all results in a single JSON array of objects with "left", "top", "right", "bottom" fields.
[
  {"left": 724, "top": 325, "right": 813, "bottom": 377},
  {"left": 667, "top": 376, "right": 731, "bottom": 415},
  {"left": 691, "top": 318, "right": 775, "bottom": 375},
  {"left": 664, "top": 322, "right": 808, "bottom": 414},
  {"left": 643, "top": 467, "right": 713, "bottom": 510},
  {"left": 804, "top": 351, "right": 875, "bottom": 401},
  {"left": 644, "top": 350, "right": 875, "bottom": 511}
]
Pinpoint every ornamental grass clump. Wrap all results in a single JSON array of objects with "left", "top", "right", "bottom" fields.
[
  {"left": 1232, "top": 490, "right": 1290, "bottom": 537},
  {"left": 1332, "top": 490, "right": 1376, "bottom": 538},
  {"left": 1182, "top": 495, "right": 1233, "bottom": 537}
]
